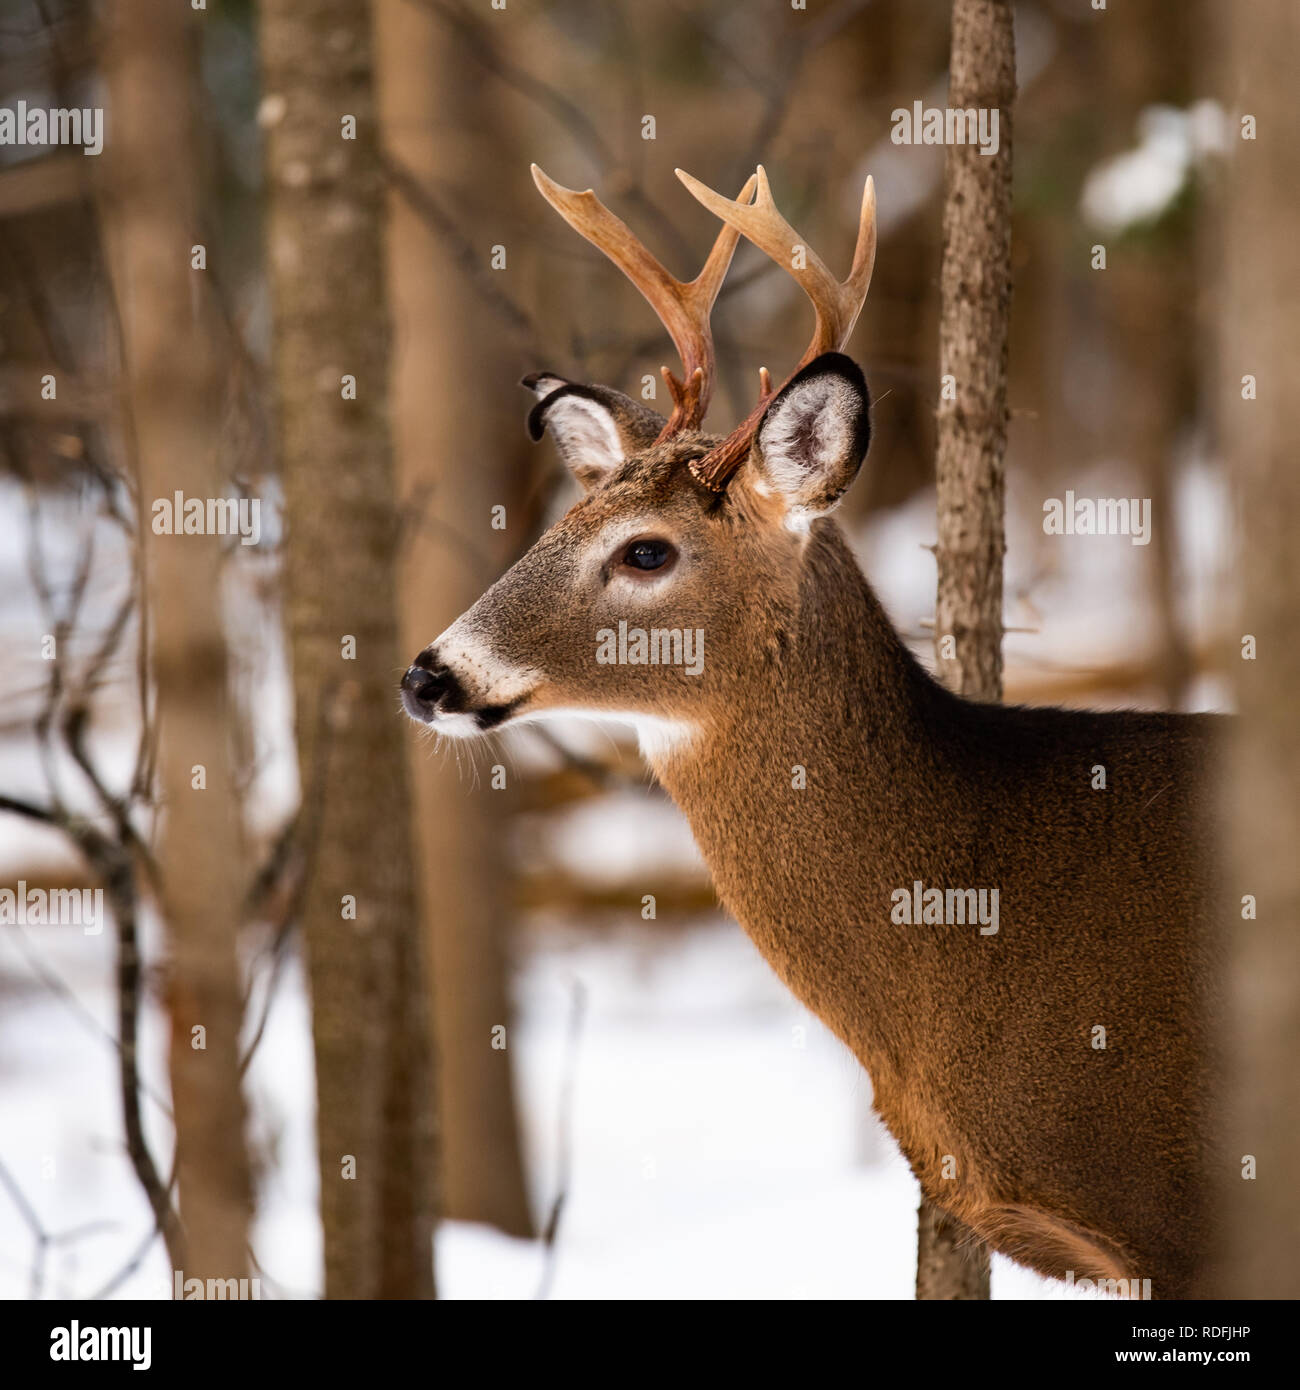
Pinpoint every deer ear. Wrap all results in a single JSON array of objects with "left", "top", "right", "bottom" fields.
[
  {"left": 749, "top": 353, "right": 871, "bottom": 524},
  {"left": 522, "top": 375, "right": 665, "bottom": 491}
]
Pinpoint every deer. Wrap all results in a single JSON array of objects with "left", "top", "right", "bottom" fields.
[{"left": 400, "top": 164, "right": 1223, "bottom": 1299}]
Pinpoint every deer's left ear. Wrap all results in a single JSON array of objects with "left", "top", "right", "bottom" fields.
[
  {"left": 522, "top": 374, "right": 665, "bottom": 491},
  {"left": 748, "top": 353, "right": 871, "bottom": 524}
]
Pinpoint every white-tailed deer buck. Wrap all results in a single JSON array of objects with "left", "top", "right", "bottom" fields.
[{"left": 401, "top": 165, "right": 1221, "bottom": 1298}]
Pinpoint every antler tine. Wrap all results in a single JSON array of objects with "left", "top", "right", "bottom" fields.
[
  {"left": 677, "top": 165, "right": 876, "bottom": 369},
  {"left": 531, "top": 165, "right": 758, "bottom": 436},
  {"left": 676, "top": 165, "right": 878, "bottom": 491}
]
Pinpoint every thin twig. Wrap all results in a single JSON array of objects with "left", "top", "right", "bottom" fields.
[
  {"left": 410, "top": 0, "right": 617, "bottom": 173},
  {"left": 536, "top": 978, "right": 587, "bottom": 1301},
  {"left": 0, "top": 1153, "right": 119, "bottom": 1299},
  {"left": 736, "top": 0, "right": 876, "bottom": 185},
  {"left": 238, "top": 685, "right": 336, "bottom": 1077},
  {"left": 2, "top": 925, "right": 173, "bottom": 1118},
  {"left": 408, "top": 0, "right": 697, "bottom": 266},
  {"left": 381, "top": 152, "right": 548, "bottom": 363},
  {"left": 87, "top": 1155, "right": 179, "bottom": 1301}
]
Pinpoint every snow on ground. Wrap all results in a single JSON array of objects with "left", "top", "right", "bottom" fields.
[
  {"left": 0, "top": 911, "right": 1094, "bottom": 1300},
  {"left": 441, "top": 922, "right": 1097, "bottom": 1300}
]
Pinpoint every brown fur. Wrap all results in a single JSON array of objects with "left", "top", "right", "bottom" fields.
[{"left": 406, "top": 401, "right": 1223, "bottom": 1299}]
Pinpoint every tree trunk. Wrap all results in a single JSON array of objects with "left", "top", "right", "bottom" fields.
[
  {"left": 374, "top": 0, "right": 534, "bottom": 1239},
  {"left": 259, "top": 0, "right": 436, "bottom": 1299},
  {"left": 916, "top": 1199, "right": 988, "bottom": 1301},
  {"left": 922, "top": 0, "right": 1015, "bottom": 1300},
  {"left": 1211, "top": 0, "right": 1300, "bottom": 1299},
  {"left": 100, "top": 0, "right": 252, "bottom": 1286}
]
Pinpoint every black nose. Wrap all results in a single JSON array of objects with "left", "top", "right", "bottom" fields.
[{"left": 402, "top": 663, "right": 453, "bottom": 707}]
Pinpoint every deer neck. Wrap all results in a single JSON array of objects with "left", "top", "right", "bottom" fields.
[{"left": 645, "top": 522, "right": 954, "bottom": 1081}]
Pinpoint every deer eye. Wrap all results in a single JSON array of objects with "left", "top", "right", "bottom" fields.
[{"left": 620, "top": 538, "right": 676, "bottom": 572}]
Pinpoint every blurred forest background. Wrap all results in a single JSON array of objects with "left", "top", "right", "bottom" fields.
[{"left": 0, "top": 0, "right": 1290, "bottom": 1299}]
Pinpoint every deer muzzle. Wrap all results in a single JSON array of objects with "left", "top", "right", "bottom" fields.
[{"left": 400, "top": 652, "right": 464, "bottom": 723}]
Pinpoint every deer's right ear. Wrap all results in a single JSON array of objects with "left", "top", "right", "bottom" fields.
[
  {"left": 749, "top": 353, "right": 871, "bottom": 523},
  {"left": 522, "top": 374, "right": 664, "bottom": 491}
]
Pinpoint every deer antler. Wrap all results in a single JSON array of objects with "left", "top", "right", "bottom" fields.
[
  {"left": 676, "top": 165, "right": 877, "bottom": 492},
  {"left": 530, "top": 165, "right": 758, "bottom": 438}
]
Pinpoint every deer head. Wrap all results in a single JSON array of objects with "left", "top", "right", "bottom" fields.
[{"left": 399, "top": 165, "right": 877, "bottom": 750}]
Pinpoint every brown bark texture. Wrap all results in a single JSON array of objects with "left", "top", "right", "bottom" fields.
[
  {"left": 916, "top": 1197, "right": 991, "bottom": 1301},
  {"left": 933, "top": 0, "right": 1014, "bottom": 703},
  {"left": 1212, "top": 0, "right": 1300, "bottom": 1299},
  {"left": 260, "top": 0, "right": 436, "bottom": 1298},
  {"left": 375, "top": 0, "right": 534, "bottom": 1240},
  {"left": 100, "top": 0, "right": 253, "bottom": 1285},
  {"left": 922, "top": 0, "right": 1016, "bottom": 1300}
]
